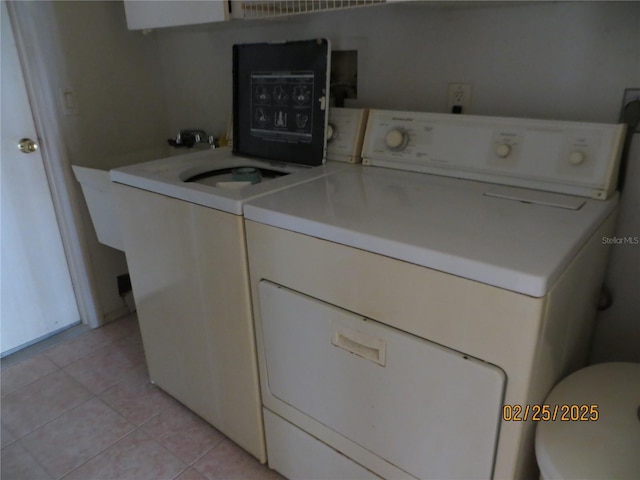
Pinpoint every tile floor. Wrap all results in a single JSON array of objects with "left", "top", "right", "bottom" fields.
[{"left": 1, "top": 313, "right": 284, "bottom": 480}]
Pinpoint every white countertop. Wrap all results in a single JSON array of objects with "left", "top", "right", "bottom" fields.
[
  {"left": 244, "top": 166, "right": 618, "bottom": 297},
  {"left": 110, "top": 147, "right": 351, "bottom": 215}
]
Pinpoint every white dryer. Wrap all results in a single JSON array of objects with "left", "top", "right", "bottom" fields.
[{"left": 243, "top": 110, "right": 625, "bottom": 478}]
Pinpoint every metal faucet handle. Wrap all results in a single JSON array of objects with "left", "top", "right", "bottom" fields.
[{"left": 169, "top": 129, "right": 215, "bottom": 148}]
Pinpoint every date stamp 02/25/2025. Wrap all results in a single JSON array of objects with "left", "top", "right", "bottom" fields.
[{"left": 502, "top": 404, "right": 599, "bottom": 422}]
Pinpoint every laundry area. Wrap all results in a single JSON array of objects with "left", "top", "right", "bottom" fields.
[{"left": 2, "top": 2, "right": 639, "bottom": 479}]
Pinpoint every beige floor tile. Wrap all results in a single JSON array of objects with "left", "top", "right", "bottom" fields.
[
  {"left": 193, "top": 440, "right": 284, "bottom": 480},
  {"left": 0, "top": 370, "right": 92, "bottom": 438},
  {"left": 1, "top": 442, "right": 53, "bottom": 480},
  {"left": 124, "top": 327, "right": 144, "bottom": 347},
  {"left": 63, "top": 337, "right": 145, "bottom": 394},
  {"left": 1, "top": 314, "right": 280, "bottom": 480},
  {"left": 1, "top": 354, "right": 58, "bottom": 398},
  {"left": 97, "top": 315, "right": 140, "bottom": 343},
  {"left": 63, "top": 429, "right": 186, "bottom": 480},
  {"left": 113, "top": 336, "right": 147, "bottom": 365},
  {"left": 175, "top": 467, "right": 208, "bottom": 480},
  {"left": 1, "top": 424, "right": 16, "bottom": 448},
  {"left": 43, "top": 329, "right": 113, "bottom": 368},
  {"left": 99, "top": 365, "right": 176, "bottom": 426},
  {"left": 142, "top": 401, "right": 224, "bottom": 464},
  {"left": 21, "top": 397, "right": 134, "bottom": 479}
]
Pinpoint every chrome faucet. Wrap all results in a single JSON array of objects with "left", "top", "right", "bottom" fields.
[{"left": 168, "top": 129, "right": 216, "bottom": 148}]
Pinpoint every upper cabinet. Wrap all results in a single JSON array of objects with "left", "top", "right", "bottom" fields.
[{"left": 123, "top": 1, "right": 231, "bottom": 30}]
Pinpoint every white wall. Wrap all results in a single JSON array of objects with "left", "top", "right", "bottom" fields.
[
  {"left": 155, "top": 2, "right": 640, "bottom": 134},
  {"left": 47, "top": 1, "right": 169, "bottom": 322},
  {"left": 591, "top": 134, "right": 640, "bottom": 363},
  {"left": 53, "top": 2, "right": 168, "bottom": 169},
  {"left": 152, "top": 1, "right": 640, "bottom": 363}
]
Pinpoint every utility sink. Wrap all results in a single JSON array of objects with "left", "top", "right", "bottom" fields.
[{"left": 72, "top": 165, "right": 124, "bottom": 251}]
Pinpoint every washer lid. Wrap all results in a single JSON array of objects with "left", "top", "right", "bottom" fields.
[
  {"left": 535, "top": 362, "right": 640, "bottom": 480},
  {"left": 233, "top": 39, "right": 330, "bottom": 167},
  {"left": 110, "top": 147, "right": 350, "bottom": 215}
]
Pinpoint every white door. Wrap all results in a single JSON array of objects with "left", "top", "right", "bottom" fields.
[{"left": 1, "top": 3, "right": 80, "bottom": 356}]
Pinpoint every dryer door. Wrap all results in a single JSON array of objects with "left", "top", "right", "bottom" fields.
[{"left": 259, "top": 280, "right": 506, "bottom": 479}]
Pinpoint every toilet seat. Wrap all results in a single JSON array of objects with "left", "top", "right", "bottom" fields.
[{"left": 535, "top": 362, "right": 640, "bottom": 480}]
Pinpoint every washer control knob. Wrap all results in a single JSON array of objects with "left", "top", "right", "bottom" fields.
[
  {"left": 495, "top": 144, "right": 512, "bottom": 158},
  {"left": 568, "top": 151, "right": 586, "bottom": 166},
  {"left": 385, "top": 129, "right": 408, "bottom": 150},
  {"left": 326, "top": 123, "right": 336, "bottom": 142}
]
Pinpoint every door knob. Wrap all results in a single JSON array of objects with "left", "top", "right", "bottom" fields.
[{"left": 18, "top": 138, "right": 39, "bottom": 154}]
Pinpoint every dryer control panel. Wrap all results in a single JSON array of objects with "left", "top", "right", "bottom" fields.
[
  {"left": 362, "top": 110, "right": 626, "bottom": 199},
  {"left": 326, "top": 108, "right": 368, "bottom": 163}
]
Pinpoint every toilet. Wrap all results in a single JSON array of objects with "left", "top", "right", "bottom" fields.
[{"left": 535, "top": 362, "right": 640, "bottom": 479}]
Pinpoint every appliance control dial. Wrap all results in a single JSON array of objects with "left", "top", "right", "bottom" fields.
[
  {"left": 495, "top": 144, "right": 512, "bottom": 158},
  {"left": 568, "top": 151, "right": 586, "bottom": 166},
  {"left": 327, "top": 123, "right": 336, "bottom": 142},
  {"left": 385, "top": 128, "right": 409, "bottom": 151}
]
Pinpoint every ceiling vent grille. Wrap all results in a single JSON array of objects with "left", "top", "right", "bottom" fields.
[{"left": 240, "top": 0, "right": 387, "bottom": 19}]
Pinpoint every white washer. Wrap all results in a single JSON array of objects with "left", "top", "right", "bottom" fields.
[
  {"left": 243, "top": 110, "right": 625, "bottom": 478},
  {"left": 111, "top": 149, "right": 352, "bottom": 461},
  {"left": 111, "top": 146, "right": 347, "bottom": 213},
  {"left": 110, "top": 38, "right": 369, "bottom": 463}
]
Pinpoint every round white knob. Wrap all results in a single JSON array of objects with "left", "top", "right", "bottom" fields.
[
  {"left": 385, "top": 129, "right": 407, "bottom": 150},
  {"left": 568, "top": 151, "right": 586, "bottom": 166},
  {"left": 326, "top": 123, "right": 335, "bottom": 142},
  {"left": 496, "top": 144, "right": 511, "bottom": 158}
]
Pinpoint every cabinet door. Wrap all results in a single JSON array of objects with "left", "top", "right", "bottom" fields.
[
  {"left": 113, "top": 183, "right": 264, "bottom": 461},
  {"left": 124, "top": 1, "right": 230, "bottom": 30}
]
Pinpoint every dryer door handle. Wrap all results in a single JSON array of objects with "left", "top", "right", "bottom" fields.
[{"left": 331, "top": 323, "right": 386, "bottom": 367}]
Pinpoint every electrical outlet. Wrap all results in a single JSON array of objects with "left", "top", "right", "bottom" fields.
[
  {"left": 621, "top": 88, "right": 640, "bottom": 132},
  {"left": 447, "top": 83, "right": 472, "bottom": 114},
  {"left": 117, "top": 274, "right": 132, "bottom": 297}
]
